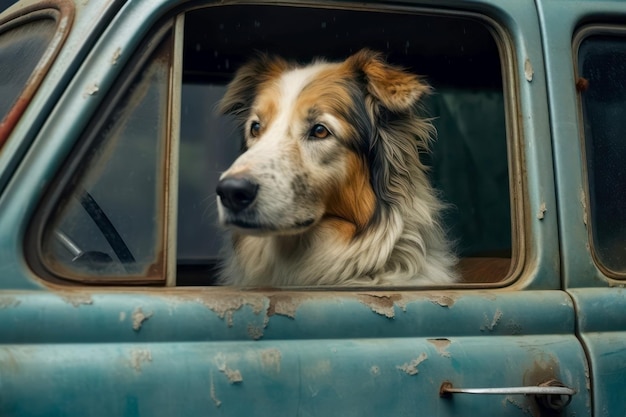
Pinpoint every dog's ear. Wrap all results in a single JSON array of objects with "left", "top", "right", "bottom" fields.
[
  {"left": 219, "top": 54, "right": 290, "bottom": 119},
  {"left": 345, "top": 49, "right": 429, "bottom": 112}
]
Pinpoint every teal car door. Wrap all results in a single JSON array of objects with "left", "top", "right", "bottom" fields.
[
  {"left": 537, "top": 0, "right": 626, "bottom": 415},
  {"left": 0, "top": 0, "right": 591, "bottom": 416}
]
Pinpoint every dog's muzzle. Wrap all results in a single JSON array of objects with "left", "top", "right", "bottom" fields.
[{"left": 216, "top": 176, "right": 259, "bottom": 213}]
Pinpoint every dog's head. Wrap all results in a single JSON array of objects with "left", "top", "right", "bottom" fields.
[{"left": 216, "top": 49, "right": 433, "bottom": 238}]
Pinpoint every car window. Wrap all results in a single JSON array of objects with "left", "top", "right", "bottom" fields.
[
  {"left": 577, "top": 27, "right": 626, "bottom": 277},
  {"left": 178, "top": 5, "right": 513, "bottom": 285},
  {"left": 39, "top": 27, "right": 174, "bottom": 284},
  {"left": 0, "top": 6, "right": 72, "bottom": 145},
  {"left": 37, "top": 5, "right": 517, "bottom": 286}
]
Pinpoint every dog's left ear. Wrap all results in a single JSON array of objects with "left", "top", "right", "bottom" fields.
[{"left": 345, "top": 49, "right": 429, "bottom": 112}]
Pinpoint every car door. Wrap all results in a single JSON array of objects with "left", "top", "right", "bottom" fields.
[
  {"left": 0, "top": 0, "right": 591, "bottom": 416},
  {"left": 537, "top": 0, "right": 626, "bottom": 415}
]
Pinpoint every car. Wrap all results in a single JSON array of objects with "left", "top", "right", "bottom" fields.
[{"left": 1, "top": 0, "right": 625, "bottom": 415}]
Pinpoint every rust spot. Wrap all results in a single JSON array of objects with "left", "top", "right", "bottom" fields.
[
  {"left": 357, "top": 294, "right": 402, "bottom": 318},
  {"left": 427, "top": 338, "right": 451, "bottom": 358},
  {"left": 576, "top": 77, "right": 589, "bottom": 92}
]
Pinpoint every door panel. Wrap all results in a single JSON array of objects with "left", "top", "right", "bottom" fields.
[{"left": 0, "top": 290, "right": 591, "bottom": 416}]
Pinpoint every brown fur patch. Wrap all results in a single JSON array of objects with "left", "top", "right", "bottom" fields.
[
  {"left": 324, "top": 152, "right": 376, "bottom": 238},
  {"left": 344, "top": 49, "right": 429, "bottom": 111}
]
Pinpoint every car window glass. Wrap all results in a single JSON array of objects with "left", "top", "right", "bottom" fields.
[
  {"left": 578, "top": 30, "right": 626, "bottom": 277},
  {"left": 40, "top": 31, "right": 173, "bottom": 283}
]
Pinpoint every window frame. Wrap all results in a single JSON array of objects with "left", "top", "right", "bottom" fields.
[
  {"left": 25, "top": 1, "right": 532, "bottom": 289},
  {"left": 27, "top": 17, "right": 182, "bottom": 286},
  {"left": 573, "top": 24, "right": 626, "bottom": 281}
]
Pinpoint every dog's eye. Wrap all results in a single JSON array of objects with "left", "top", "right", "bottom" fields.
[
  {"left": 310, "top": 124, "right": 331, "bottom": 139},
  {"left": 250, "top": 121, "right": 261, "bottom": 137}
]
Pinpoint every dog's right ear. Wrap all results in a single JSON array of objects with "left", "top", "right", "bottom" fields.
[{"left": 219, "top": 54, "right": 290, "bottom": 120}]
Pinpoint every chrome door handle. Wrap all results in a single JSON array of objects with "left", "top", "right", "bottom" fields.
[{"left": 440, "top": 379, "right": 575, "bottom": 410}]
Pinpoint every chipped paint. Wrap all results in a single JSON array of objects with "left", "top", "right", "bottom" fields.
[
  {"left": 428, "top": 294, "right": 456, "bottom": 307},
  {"left": 215, "top": 353, "right": 243, "bottom": 384},
  {"left": 267, "top": 294, "right": 302, "bottom": 319},
  {"left": 83, "top": 83, "right": 99, "bottom": 98},
  {"left": 427, "top": 338, "right": 451, "bottom": 358},
  {"left": 370, "top": 365, "right": 380, "bottom": 376},
  {"left": 209, "top": 372, "right": 222, "bottom": 408},
  {"left": 481, "top": 309, "right": 503, "bottom": 332},
  {"left": 132, "top": 307, "right": 152, "bottom": 331},
  {"left": 357, "top": 294, "right": 401, "bottom": 318},
  {"left": 60, "top": 293, "right": 93, "bottom": 307},
  {"left": 200, "top": 296, "right": 265, "bottom": 326},
  {"left": 119, "top": 311, "right": 126, "bottom": 322},
  {"left": 524, "top": 58, "right": 534, "bottom": 82},
  {"left": 0, "top": 297, "right": 20, "bottom": 309},
  {"left": 111, "top": 47, "right": 122, "bottom": 65},
  {"left": 537, "top": 202, "right": 547, "bottom": 220},
  {"left": 260, "top": 349, "right": 281, "bottom": 373},
  {"left": 397, "top": 352, "right": 427, "bottom": 376},
  {"left": 129, "top": 348, "right": 152, "bottom": 372},
  {"left": 247, "top": 324, "right": 264, "bottom": 340}
]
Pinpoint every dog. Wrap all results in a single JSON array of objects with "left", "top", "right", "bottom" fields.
[{"left": 215, "top": 49, "right": 457, "bottom": 286}]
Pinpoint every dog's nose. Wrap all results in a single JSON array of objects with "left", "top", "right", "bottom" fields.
[{"left": 216, "top": 177, "right": 259, "bottom": 212}]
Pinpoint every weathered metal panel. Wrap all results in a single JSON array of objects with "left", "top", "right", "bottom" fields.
[{"left": 569, "top": 288, "right": 626, "bottom": 415}]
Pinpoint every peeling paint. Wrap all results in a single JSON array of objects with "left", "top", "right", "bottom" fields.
[
  {"left": 537, "top": 202, "right": 547, "bottom": 220},
  {"left": 83, "top": 83, "right": 99, "bottom": 98},
  {"left": 215, "top": 353, "right": 243, "bottom": 384},
  {"left": 111, "top": 47, "right": 122, "bottom": 65},
  {"left": 0, "top": 297, "right": 20, "bottom": 309},
  {"left": 524, "top": 58, "right": 533, "bottom": 82},
  {"left": 247, "top": 324, "right": 264, "bottom": 340},
  {"left": 129, "top": 349, "right": 152, "bottom": 372},
  {"left": 209, "top": 372, "right": 222, "bottom": 408},
  {"left": 428, "top": 294, "right": 455, "bottom": 307},
  {"left": 260, "top": 349, "right": 281, "bottom": 373},
  {"left": 60, "top": 293, "right": 93, "bottom": 307},
  {"left": 267, "top": 294, "right": 303, "bottom": 319},
  {"left": 132, "top": 307, "right": 152, "bottom": 331},
  {"left": 481, "top": 308, "right": 503, "bottom": 332},
  {"left": 201, "top": 296, "right": 265, "bottom": 326},
  {"left": 357, "top": 294, "right": 401, "bottom": 318},
  {"left": 427, "top": 338, "right": 451, "bottom": 358},
  {"left": 397, "top": 352, "right": 427, "bottom": 376}
]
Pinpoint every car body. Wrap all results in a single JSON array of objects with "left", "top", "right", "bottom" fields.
[{"left": 1, "top": 0, "right": 625, "bottom": 416}]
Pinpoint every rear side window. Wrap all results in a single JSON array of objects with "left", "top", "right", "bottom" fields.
[
  {"left": 0, "top": 5, "right": 73, "bottom": 144},
  {"left": 577, "top": 27, "right": 626, "bottom": 277}
]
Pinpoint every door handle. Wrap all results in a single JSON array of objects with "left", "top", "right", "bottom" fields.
[{"left": 439, "top": 379, "right": 575, "bottom": 411}]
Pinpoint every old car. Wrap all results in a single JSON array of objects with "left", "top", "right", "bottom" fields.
[{"left": 1, "top": 0, "right": 625, "bottom": 415}]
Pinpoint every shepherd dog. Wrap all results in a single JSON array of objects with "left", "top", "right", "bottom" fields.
[{"left": 216, "top": 49, "right": 457, "bottom": 286}]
